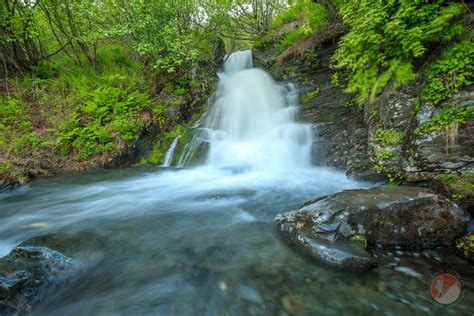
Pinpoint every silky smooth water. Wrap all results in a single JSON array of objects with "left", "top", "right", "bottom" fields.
[
  {"left": 0, "top": 51, "right": 472, "bottom": 315},
  {"left": 0, "top": 168, "right": 472, "bottom": 315},
  {"left": 177, "top": 50, "right": 311, "bottom": 170}
]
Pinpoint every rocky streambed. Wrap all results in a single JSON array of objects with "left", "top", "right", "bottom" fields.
[{"left": 1, "top": 174, "right": 473, "bottom": 314}]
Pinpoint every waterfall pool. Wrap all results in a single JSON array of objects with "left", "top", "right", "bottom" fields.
[{"left": 0, "top": 167, "right": 472, "bottom": 315}]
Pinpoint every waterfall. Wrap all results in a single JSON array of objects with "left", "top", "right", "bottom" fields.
[
  {"left": 162, "top": 136, "right": 181, "bottom": 167},
  {"left": 223, "top": 50, "right": 253, "bottom": 74},
  {"left": 175, "top": 50, "right": 313, "bottom": 170}
]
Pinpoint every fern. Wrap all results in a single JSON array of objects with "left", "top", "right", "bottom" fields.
[
  {"left": 272, "top": 0, "right": 328, "bottom": 51},
  {"left": 333, "top": 0, "right": 465, "bottom": 106}
]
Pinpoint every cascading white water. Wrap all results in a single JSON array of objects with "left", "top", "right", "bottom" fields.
[
  {"left": 178, "top": 50, "right": 313, "bottom": 170},
  {"left": 162, "top": 135, "right": 181, "bottom": 167},
  {"left": 223, "top": 50, "right": 254, "bottom": 74}
]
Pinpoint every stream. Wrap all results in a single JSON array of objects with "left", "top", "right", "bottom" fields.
[{"left": 0, "top": 51, "right": 472, "bottom": 315}]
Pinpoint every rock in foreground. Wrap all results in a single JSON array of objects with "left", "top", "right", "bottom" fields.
[
  {"left": 274, "top": 187, "right": 470, "bottom": 269},
  {"left": 0, "top": 245, "right": 79, "bottom": 313}
]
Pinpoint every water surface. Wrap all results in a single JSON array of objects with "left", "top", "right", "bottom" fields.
[{"left": 0, "top": 167, "right": 472, "bottom": 315}]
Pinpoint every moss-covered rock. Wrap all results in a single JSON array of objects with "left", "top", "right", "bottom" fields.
[
  {"left": 434, "top": 172, "right": 474, "bottom": 213},
  {"left": 274, "top": 187, "right": 470, "bottom": 269},
  {"left": 0, "top": 243, "right": 80, "bottom": 313}
]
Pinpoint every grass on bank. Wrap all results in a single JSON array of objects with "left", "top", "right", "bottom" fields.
[{"left": 0, "top": 45, "right": 171, "bottom": 181}]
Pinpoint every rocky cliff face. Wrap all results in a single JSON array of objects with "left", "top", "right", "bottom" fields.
[{"left": 254, "top": 42, "right": 474, "bottom": 211}]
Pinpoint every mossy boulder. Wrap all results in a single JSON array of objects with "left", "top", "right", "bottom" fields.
[
  {"left": 434, "top": 172, "right": 474, "bottom": 214},
  {"left": 274, "top": 187, "right": 470, "bottom": 269},
  {"left": 0, "top": 247, "right": 75, "bottom": 313},
  {"left": 0, "top": 237, "right": 82, "bottom": 313}
]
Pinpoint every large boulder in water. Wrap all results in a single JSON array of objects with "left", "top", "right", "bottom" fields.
[
  {"left": 0, "top": 243, "right": 79, "bottom": 313},
  {"left": 274, "top": 187, "right": 470, "bottom": 268}
]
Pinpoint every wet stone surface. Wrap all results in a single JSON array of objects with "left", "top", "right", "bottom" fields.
[
  {"left": 274, "top": 187, "right": 470, "bottom": 269},
  {"left": 0, "top": 242, "right": 81, "bottom": 313}
]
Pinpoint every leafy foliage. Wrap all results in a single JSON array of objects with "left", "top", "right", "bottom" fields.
[
  {"left": 423, "top": 43, "right": 474, "bottom": 106},
  {"left": 419, "top": 105, "right": 474, "bottom": 134},
  {"left": 0, "top": 0, "right": 294, "bottom": 182},
  {"left": 1, "top": 46, "right": 167, "bottom": 164},
  {"left": 0, "top": 96, "right": 45, "bottom": 156},
  {"left": 375, "top": 149, "right": 394, "bottom": 161},
  {"left": 2, "top": 0, "right": 473, "bottom": 184},
  {"left": 271, "top": 0, "right": 329, "bottom": 50},
  {"left": 333, "top": 0, "right": 466, "bottom": 105},
  {"left": 0, "top": 0, "right": 45, "bottom": 76},
  {"left": 376, "top": 129, "right": 404, "bottom": 145},
  {"left": 52, "top": 53, "right": 155, "bottom": 159},
  {"left": 457, "top": 233, "right": 474, "bottom": 259}
]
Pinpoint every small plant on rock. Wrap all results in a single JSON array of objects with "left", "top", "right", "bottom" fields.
[
  {"left": 376, "top": 129, "right": 404, "bottom": 145},
  {"left": 456, "top": 233, "right": 474, "bottom": 260}
]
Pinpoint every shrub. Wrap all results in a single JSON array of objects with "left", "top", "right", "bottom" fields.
[{"left": 333, "top": 0, "right": 465, "bottom": 106}]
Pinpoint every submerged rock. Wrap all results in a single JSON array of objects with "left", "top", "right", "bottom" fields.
[
  {"left": 0, "top": 245, "right": 79, "bottom": 313},
  {"left": 274, "top": 187, "right": 470, "bottom": 269},
  {"left": 0, "top": 180, "right": 16, "bottom": 193}
]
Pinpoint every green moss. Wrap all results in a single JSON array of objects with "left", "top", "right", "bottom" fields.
[
  {"left": 376, "top": 129, "right": 404, "bottom": 145},
  {"left": 300, "top": 87, "right": 320, "bottom": 104},
  {"left": 440, "top": 172, "right": 474, "bottom": 200},
  {"left": 0, "top": 161, "right": 14, "bottom": 178},
  {"left": 148, "top": 145, "right": 165, "bottom": 165},
  {"left": 370, "top": 147, "right": 394, "bottom": 175},
  {"left": 303, "top": 108, "right": 324, "bottom": 121},
  {"left": 371, "top": 165, "right": 387, "bottom": 173},
  {"left": 370, "top": 110, "right": 380, "bottom": 120},
  {"left": 350, "top": 235, "right": 367, "bottom": 248},
  {"left": 387, "top": 172, "right": 403, "bottom": 187},
  {"left": 165, "top": 124, "right": 186, "bottom": 140}
]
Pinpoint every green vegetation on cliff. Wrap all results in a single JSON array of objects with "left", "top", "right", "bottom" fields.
[
  {"left": 333, "top": 0, "right": 466, "bottom": 106},
  {"left": 259, "top": 0, "right": 471, "bottom": 114},
  {"left": 423, "top": 43, "right": 474, "bottom": 106},
  {"left": 272, "top": 0, "right": 328, "bottom": 50},
  {"left": 262, "top": 0, "right": 473, "bottom": 186},
  {"left": 1, "top": 0, "right": 473, "bottom": 185}
]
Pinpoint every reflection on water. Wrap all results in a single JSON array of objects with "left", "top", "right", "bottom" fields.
[{"left": 0, "top": 167, "right": 472, "bottom": 315}]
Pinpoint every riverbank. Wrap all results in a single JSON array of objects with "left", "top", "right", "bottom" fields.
[{"left": 0, "top": 45, "right": 218, "bottom": 189}]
